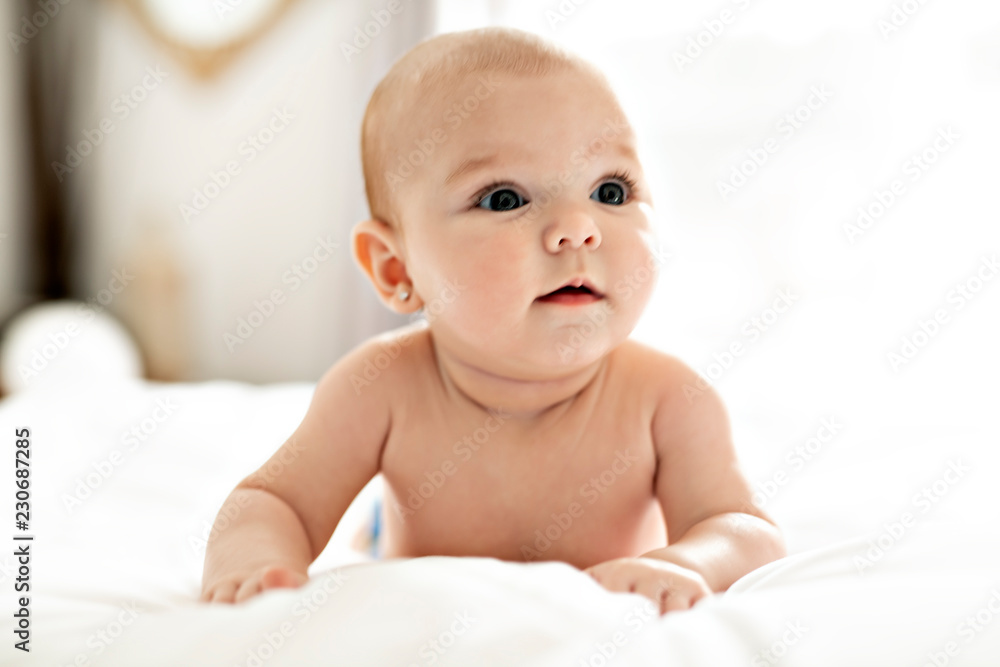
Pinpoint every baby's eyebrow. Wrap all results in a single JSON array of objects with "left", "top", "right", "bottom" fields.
[
  {"left": 445, "top": 155, "right": 499, "bottom": 187},
  {"left": 445, "top": 142, "right": 641, "bottom": 188},
  {"left": 594, "top": 140, "right": 641, "bottom": 169},
  {"left": 613, "top": 142, "right": 639, "bottom": 164}
]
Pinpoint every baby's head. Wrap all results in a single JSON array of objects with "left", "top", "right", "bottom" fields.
[{"left": 353, "top": 28, "right": 660, "bottom": 381}]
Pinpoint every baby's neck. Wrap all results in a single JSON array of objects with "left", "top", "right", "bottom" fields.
[{"left": 430, "top": 339, "right": 608, "bottom": 421}]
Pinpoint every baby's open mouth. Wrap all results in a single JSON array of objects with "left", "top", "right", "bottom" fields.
[{"left": 537, "top": 281, "right": 604, "bottom": 305}]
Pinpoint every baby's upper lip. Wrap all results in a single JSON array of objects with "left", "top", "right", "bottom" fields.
[{"left": 538, "top": 277, "right": 604, "bottom": 299}]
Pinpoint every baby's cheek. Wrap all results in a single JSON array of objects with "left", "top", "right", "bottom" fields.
[
  {"left": 437, "top": 273, "right": 522, "bottom": 337},
  {"left": 613, "top": 244, "right": 658, "bottom": 306}
]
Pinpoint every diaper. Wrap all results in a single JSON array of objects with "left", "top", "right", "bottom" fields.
[
  {"left": 350, "top": 493, "right": 383, "bottom": 559},
  {"left": 368, "top": 495, "right": 383, "bottom": 558}
]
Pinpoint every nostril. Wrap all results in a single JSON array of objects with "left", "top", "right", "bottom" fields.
[
  {"left": 546, "top": 221, "right": 600, "bottom": 251},
  {"left": 554, "top": 234, "right": 594, "bottom": 249}
]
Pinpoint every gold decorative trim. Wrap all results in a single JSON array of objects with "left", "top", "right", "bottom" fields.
[{"left": 116, "top": 0, "right": 300, "bottom": 79}]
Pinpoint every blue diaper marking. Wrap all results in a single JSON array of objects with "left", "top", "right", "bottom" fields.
[{"left": 369, "top": 496, "right": 382, "bottom": 558}]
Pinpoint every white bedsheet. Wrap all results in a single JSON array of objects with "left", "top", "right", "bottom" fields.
[{"left": 2, "top": 377, "right": 998, "bottom": 666}]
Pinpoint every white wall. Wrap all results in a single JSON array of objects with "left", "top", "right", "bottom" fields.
[
  {"left": 451, "top": 0, "right": 1000, "bottom": 424},
  {"left": 439, "top": 1, "right": 1000, "bottom": 534}
]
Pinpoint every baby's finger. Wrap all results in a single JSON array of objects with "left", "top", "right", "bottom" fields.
[
  {"left": 596, "top": 574, "right": 633, "bottom": 594},
  {"left": 234, "top": 575, "right": 263, "bottom": 604},
  {"left": 584, "top": 559, "right": 631, "bottom": 586},
  {"left": 260, "top": 566, "right": 308, "bottom": 591},
  {"left": 632, "top": 579, "right": 670, "bottom": 614},
  {"left": 207, "top": 580, "right": 239, "bottom": 604},
  {"left": 662, "top": 589, "right": 693, "bottom": 614},
  {"left": 592, "top": 566, "right": 637, "bottom": 593}
]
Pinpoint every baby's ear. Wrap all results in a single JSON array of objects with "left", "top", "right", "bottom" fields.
[{"left": 351, "top": 219, "right": 422, "bottom": 314}]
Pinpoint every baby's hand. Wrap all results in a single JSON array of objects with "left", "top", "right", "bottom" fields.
[
  {"left": 201, "top": 565, "right": 309, "bottom": 604},
  {"left": 584, "top": 557, "right": 711, "bottom": 614}
]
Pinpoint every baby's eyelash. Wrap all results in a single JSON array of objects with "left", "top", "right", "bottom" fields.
[
  {"left": 605, "top": 169, "right": 638, "bottom": 195},
  {"left": 469, "top": 170, "right": 638, "bottom": 208},
  {"left": 470, "top": 180, "right": 522, "bottom": 208}
]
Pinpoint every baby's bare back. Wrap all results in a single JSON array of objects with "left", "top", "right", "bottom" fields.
[{"left": 375, "top": 329, "right": 667, "bottom": 569}]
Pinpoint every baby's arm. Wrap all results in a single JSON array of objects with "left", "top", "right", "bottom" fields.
[
  {"left": 644, "top": 358, "right": 785, "bottom": 590},
  {"left": 586, "top": 356, "right": 785, "bottom": 612},
  {"left": 200, "top": 340, "right": 391, "bottom": 603}
]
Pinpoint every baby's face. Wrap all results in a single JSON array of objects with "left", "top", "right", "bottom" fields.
[{"left": 397, "top": 69, "right": 659, "bottom": 379}]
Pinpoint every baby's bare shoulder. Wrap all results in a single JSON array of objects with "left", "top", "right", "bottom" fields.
[
  {"left": 611, "top": 339, "right": 700, "bottom": 393},
  {"left": 610, "top": 339, "right": 726, "bottom": 430},
  {"left": 330, "top": 322, "right": 434, "bottom": 398},
  {"left": 292, "top": 323, "right": 434, "bottom": 466}
]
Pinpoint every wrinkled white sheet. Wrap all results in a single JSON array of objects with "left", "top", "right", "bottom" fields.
[
  {"left": 1, "top": 377, "right": 998, "bottom": 666},
  {"left": 93, "top": 527, "right": 1000, "bottom": 667}
]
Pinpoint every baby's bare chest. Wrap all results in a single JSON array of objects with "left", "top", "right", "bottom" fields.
[{"left": 378, "top": 404, "right": 665, "bottom": 567}]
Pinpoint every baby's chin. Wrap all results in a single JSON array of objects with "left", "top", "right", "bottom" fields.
[
  {"left": 478, "top": 349, "right": 612, "bottom": 383},
  {"left": 537, "top": 316, "right": 636, "bottom": 369},
  {"left": 446, "top": 326, "right": 626, "bottom": 379}
]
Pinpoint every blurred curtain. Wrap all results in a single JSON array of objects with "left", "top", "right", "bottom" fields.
[
  {"left": 1, "top": 2, "right": 94, "bottom": 326},
  {"left": 23, "top": 0, "right": 96, "bottom": 303},
  {"left": 50, "top": 0, "right": 437, "bottom": 382},
  {"left": 0, "top": 5, "right": 27, "bottom": 326}
]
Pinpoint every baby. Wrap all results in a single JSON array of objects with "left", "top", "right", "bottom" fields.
[{"left": 201, "top": 27, "right": 785, "bottom": 614}]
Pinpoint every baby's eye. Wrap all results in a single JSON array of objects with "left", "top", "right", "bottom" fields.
[
  {"left": 477, "top": 188, "right": 525, "bottom": 212},
  {"left": 590, "top": 181, "right": 627, "bottom": 206}
]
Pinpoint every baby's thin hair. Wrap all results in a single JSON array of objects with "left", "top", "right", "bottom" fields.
[{"left": 361, "top": 27, "right": 600, "bottom": 226}]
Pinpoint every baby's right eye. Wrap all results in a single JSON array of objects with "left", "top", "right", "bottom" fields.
[{"left": 476, "top": 187, "right": 525, "bottom": 212}]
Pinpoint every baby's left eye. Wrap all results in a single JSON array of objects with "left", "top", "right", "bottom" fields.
[
  {"left": 590, "top": 181, "right": 627, "bottom": 206},
  {"left": 476, "top": 187, "right": 525, "bottom": 212}
]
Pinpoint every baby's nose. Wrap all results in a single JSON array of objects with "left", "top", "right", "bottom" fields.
[{"left": 543, "top": 212, "right": 601, "bottom": 253}]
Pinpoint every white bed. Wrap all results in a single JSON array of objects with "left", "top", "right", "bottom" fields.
[{"left": 2, "top": 376, "right": 999, "bottom": 666}]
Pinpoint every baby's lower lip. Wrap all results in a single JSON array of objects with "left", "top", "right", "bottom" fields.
[{"left": 536, "top": 292, "right": 603, "bottom": 305}]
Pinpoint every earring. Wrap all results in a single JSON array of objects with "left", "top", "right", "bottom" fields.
[{"left": 398, "top": 286, "right": 410, "bottom": 302}]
